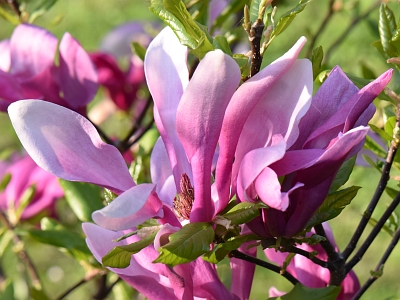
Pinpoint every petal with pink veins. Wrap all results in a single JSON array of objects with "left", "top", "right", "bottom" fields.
[
  {"left": 176, "top": 50, "right": 241, "bottom": 222},
  {"left": 8, "top": 100, "right": 135, "bottom": 193},
  {"left": 92, "top": 184, "right": 163, "bottom": 231}
]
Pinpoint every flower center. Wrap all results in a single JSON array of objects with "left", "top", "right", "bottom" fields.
[{"left": 173, "top": 173, "right": 194, "bottom": 220}]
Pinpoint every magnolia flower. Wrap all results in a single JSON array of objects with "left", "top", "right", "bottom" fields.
[
  {"left": 7, "top": 27, "right": 242, "bottom": 299},
  {"left": 265, "top": 223, "right": 360, "bottom": 300},
  {"left": 0, "top": 154, "right": 63, "bottom": 220},
  {"left": 0, "top": 24, "right": 97, "bottom": 114},
  {"left": 242, "top": 66, "right": 392, "bottom": 238}
]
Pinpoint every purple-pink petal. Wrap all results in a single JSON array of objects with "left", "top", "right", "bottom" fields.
[
  {"left": 92, "top": 184, "right": 163, "bottom": 231},
  {"left": 0, "top": 39, "right": 10, "bottom": 72},
  {"left": 145, "top": 27, "right": 192, "bottom": 189},
  {"left": 59, "top": 33, "right": 98, "bottom": 109},
  {"left": 176, "top": 50, "right": 241, "bottom": 222},
  {"left": 8, "top": 100, "right": 135, "bottom": 194},
  {"left": 10, "top": 24, "right": 58, "bottom": 80},
  {"left": 215, "top": 37, "right": 308, "bottom": 214}
]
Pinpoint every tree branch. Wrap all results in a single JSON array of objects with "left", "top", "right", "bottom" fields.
[
  {"left": 305, "top": 0, "right": 335, "bottom": 58},
  {"left": 350, "top": 226, "right": 400, "bottom": 300},
  {"left": 283, "top": 245, "right": 329, "bottom": 268},
  {"left": 324, "top": 1, "right": 380, "bottom": 64},
  {"left": 229, "top": 249, "right": 299, "bottom": 285},
  {"left": 342, "top": 107, "right": 400, "bottom": 260},
  {"left": 345, "top": 190, "right": 400, "bottom": 273}
]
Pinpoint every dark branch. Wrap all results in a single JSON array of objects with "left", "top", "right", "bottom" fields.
[
  {"left": 324, "top": 1, "right": 380, "bottom": 64},
  {"left": 249, "top": 19, "right": 264, "bottom": 77},
  {"left": 305, "top": 0, "right": 335, "bottom": 58},
  {"left": 342, "top": 107, "right": 400, "bottom": 260},
  {"left": 283, "top": 245, "right": 329, "bottom": 268},
  {"left": 351, "top": 227, "right": 400, "bottom": 300},
  {"left": 230, "top": 249, "right": 299, "bottom": 285},
  {"left": 345, "top": 190, "right": 400, "bottom": 273}
]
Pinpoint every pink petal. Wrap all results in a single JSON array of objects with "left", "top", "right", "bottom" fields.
[
  {"left": 8, "top": 100, "right": 135, "bottom": 193},
  {"left": 59, "top": 33, "right": 98, "bottom": 109},
  {"left": 236, "top": 135, "right": 286, "bottom": 202},
  {"left": 83, "top": 223, "right": 177, "bottom": 300},
  {"left": 145, "top": 27, "right": 192, "bottom": 189},
  {"left": 215, "top": 37, "right": 307, "bottom": 214},
  {"left": 176, "top": 50, "right": 241, "bottom": 222},
  {"left": 150, "top": 138, "right": 176, "bottom": 206},
  {"left": 10, "top": 24, "right": 58, "bottom": 79},
  {"left": 92, "top": 184, "right": 163, "bottom": 231},
  {"left": 0, "top": 39, "right": 10, "bottom": 71},
  {"left": 304, "top": 69, "right": 392, "bottom": 149}
]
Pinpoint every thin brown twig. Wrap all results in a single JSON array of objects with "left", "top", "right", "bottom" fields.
[
  {"left": 305, "top": 0, "right": 335, "bottom": 58},
  {"left": 323, "top": 0, "right": 380, "bottom": 64}
]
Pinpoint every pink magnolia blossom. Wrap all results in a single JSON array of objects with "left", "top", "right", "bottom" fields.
[
  {"left": 265, "top": 223, "right": 360, "bottom": 299},
  {"left": 0, "top": 24, "right": 98, "bottom": 114},
  {"left": 0, "top": 154, "right": 63, "bottom": 220},
  {"left": 90, "top": 52, "right": 144, "bottom": 110}
]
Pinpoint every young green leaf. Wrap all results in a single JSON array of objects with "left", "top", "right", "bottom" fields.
[
  {"left": 369, "top": 124, "right": 392, "bottom": 141},
  {"left": 154, "top": 222, "right": 214, "bottom": 266},
  {"left": 249, "top": 0, "right": 262, "bottom": 23},
  {"left": 268, "top": 283, "right": 341, "bottom": 300},
  {"left": 150, "top": 0, "right": 213, "bottom": 59},
  {"left": 131, "top": 42, "right": 146, "bottom": 61},
  {"left": 59, "top": 179, "right": 104, "bottom": 222},
  {"left": 0, "top": 173, "right": 11, "bottom": 192},
  {"left": 211, "top": 0, "right": 248, "bottom": 33},
  {"left": 103, "top": 231, "right": 158, "bottom": 268},
  {"left": 268, "top": 0, "right": 311, "bottom": 45},
  {"left": 203, "top": 234, "right": 259, "bottom": 264},
  {"left": 362, "top": 154, "right": 383, "bottom": 173},
  {"left": 0, "top": 280, "right": 14, "bottom": 300},
  {"left": 329, "top": 156, "right": 356, "bottom": 193},
  {"left": 379, "top": 4, "right": 398, "bottom": 58},
  {"left": 311, "top": 46, "right": 323, "bottom": 80},
  {"left": 221, "top": 202, "right": 266, "bottom": 225},
  {"left": 213, "top": 35, "right": 233, "bottom": 56},
  {"left": 364, "top": 135, "right": 387, "bottom": 159},
  {"left": 306, "top": 186, "right": 361, "bottom": 229}
]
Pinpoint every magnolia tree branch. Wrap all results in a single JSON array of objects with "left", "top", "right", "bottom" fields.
[
  {"left": 305, "top": 0, "right": 335, "bottom": 58},
  {"left": 323, "top": 0, "right": 380, "bottom": 64},
  {"left": 5, "top": 0, "right": 21, "bottom": 17},
  {"left": 314, "top": 224, "right": 345, "bottom": 286},
  {"left": 351, "top": 226, "right": 400, "bottom": 300},
  {"left": 229, "top": 250, "right": 299, "bottom": 285},
  {"left": 342, "top": 108, "right": 400, "bottom": 260},
  {"left": 119, "top": 94, "right": 154, "bottom": 153},
  {"left": 345, "top": 190, "right": 400, "bottom": 273},
  {"left": 283, "top": 245, "right": 329, "bottom": 268},
  {"left": 248, "top": 19, "right": 264, "bottom": 77}
]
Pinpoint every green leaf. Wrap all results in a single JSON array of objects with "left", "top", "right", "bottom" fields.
[
  {"left": 233, "top": 54, "right": 249, "bottom": 70},
  {"left": 30, "top": 287, "right": 50, "bottom": 300},
  {"left": 150, "top": 0, "right": 213, "bottom": 59},
  {"left": 40, "top": 217, "right": 60, "bottom": 230},
  {"left": 211, "top": 0, "right": 248, "bottom": 32},
  {"left": 379, "top": 4, "right": 398, "bottom": 57},
  {"left": 221, "top": 202, "right": 266, "bottom": 225},
  {"left": 249, "top": 0, "right": 262, "bottom": 23},
  {"left": 368, "top": 216, "right": 394, "bottom": 237},
  {"left": 154, "top": 222, "right": 214, "bottom": 266},
  {"left": 0, "top": 173, "right": 11, "bottom": 192},
  {"left": 131, "top": 42, "right": 146, "bottom": 61},
  {"left": 329, "top": 156, "right": 356, "bottom": 193},
  {"left": 268, "top": 0, "right": 311, "bottom": 44},
  {"left": 268, "top": 283, "right": 341, "bottom": 300},
  {"left": 385, "top": 186, "right": 398, "bottom": 199},
  {"left": 310, "top": 46, "right": 323, "bottom": 80},
  {"left": 202, "top": 234, "right": 259, "bottom": 263},
  {"left": 104, "top": 188, "right": 118, "bottom": 204},
  {"left": 27, "top": 229, "right": 91, "bottom": 255},
  {"left": 212, "top": 35, "right": 233, "bottom": 56},
  {"left": 14, "top": 184, "right": 36, "bottom": 222},
  {"left": 362, "top": 154, "right": 383, "bottom": 172},
  {"left": 364, "top": 134, "right": 387, "bottom": 159},
  {"left": 0, "top": 280, "right": 14, "bottom": 300},
  {"left": 369, "top": 124, "right": 392, "bottom": 141},
  {"left": 59, "top": 179, "right": 103, "bottom": 222},
  {"left": 29, "top": 0, "right": 60, "bottom": 23},
  {"left": 360, "top": 63, "right": 376, "bottom": 80},
  {"left": 103, "top": 231, "right": 158, "bottom": 268},
  {"left": 306, "top": 186, "right": 361, "bottom": 229},
  {"left": 0, "top": 6, "right": 20, "bottom": 25}
]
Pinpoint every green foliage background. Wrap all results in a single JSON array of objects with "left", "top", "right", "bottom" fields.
[{"left": 0, "top": 0, "right": 400, "bottom": 299}]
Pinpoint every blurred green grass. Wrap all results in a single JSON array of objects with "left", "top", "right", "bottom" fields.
[{"left": 1, "top": 0, "right": 400, "bottom": 299}]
